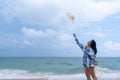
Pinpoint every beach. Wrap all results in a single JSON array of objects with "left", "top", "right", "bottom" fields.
[
  {"left": 0, "top": 74, "right": 120, "bottom": 80},
  {"left": 0, "top": 79, "right": 48, "bottom": 80},
  {"left": 0, "top": 68, "right": 120, "bottom": 80},
  {"left": 0, "top": 57, "right": 120, "bottom": 80}
]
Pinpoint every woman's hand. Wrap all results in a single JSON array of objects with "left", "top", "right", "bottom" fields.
[{"left": 73, "top": 33, "right": 77, "bottom": 39}]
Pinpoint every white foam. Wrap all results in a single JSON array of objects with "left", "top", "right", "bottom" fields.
[
  {"left": 0, "top": 67, "right": 120, "bottom": 80},
  {"left": 95, "top": 67, "right": 120, "bottom": 80},
  {"left": 95, "top": 67, "right": 118, "bottom": 73},
  {"left": 0, "top": 69, "right": 48, "bottom": 79}
]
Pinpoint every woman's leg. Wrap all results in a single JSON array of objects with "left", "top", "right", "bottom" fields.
[
  {"left": 89, "top": 67, "right": 97, "bottom": 80},
  {"left": 84, "top": 67, "right": 91, "bottom": 80}
]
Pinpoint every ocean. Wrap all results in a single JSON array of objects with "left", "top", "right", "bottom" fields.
[{"left": 0, "top": 57, "right": 120, "bottom": 80}]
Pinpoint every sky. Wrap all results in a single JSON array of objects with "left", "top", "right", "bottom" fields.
[{"left": 0, "top": 0, "right": 120, "bottom": 57}]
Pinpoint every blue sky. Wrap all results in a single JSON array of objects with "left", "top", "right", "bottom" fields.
[{"left": 0, "top": 0, "right": 120, "bottom": 57}]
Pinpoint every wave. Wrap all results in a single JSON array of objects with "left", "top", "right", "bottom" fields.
[
  {"left": 95, "top": 67, "right": 119, "bottom": 73},
  {"left": 95, "top": 67, "right": 120, "bottom": 80},
  {"left": 0, "top": 67, "right": 120, "bottom": 80}
]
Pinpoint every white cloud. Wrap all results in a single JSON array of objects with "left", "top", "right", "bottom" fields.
[
  {"left": 58, "top": 33, "right": 72, "bottom": 42},
  {"left": 21, "top": 27, "right": 45, "bottom": 38},
  {"left": 21, "top": 27, "right": 73, "bottom": 42},
  {"left": 81, "top": 1, "right": 120, "bottom": 21},
  {"left": 84, "top": 32, "right": 108, "bottom": 37},
  {"left": 21, "top": 27, "right": 72, "bottom": 44},
  {"left": 21, "top": 27, "right": 56, "bottom": 38},
  {"left": 21, "top": 27, "right": 73, "bottom": 49},
  {"left": 23, "top": 40, "right": 32, "bottom": 46},
  {"left": 103, "top": 41, "right": 120, "bottom": 51},
  {"left": 1, "top": 0, "right": 120, "bottom": 25}
]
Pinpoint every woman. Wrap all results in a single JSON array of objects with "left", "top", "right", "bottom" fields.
[{"left": 73, "top": 34, "right": 97, "bottom": 80}]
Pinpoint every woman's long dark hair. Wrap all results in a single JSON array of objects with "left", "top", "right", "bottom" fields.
[{"left": 90, "top": 40, "right": 97, "bottom": 54}]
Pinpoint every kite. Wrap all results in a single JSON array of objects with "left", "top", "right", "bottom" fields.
[{"left": 66, "top": 12, "right": 75, "bottom": 23}]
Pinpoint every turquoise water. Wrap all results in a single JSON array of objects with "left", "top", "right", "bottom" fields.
[
  {"left": 97, "top": 57, "right": 120, "bottom": 71},
  {"left": 0, "top": 57, "right": 83, "bottom": 74},
  {"left": 0, "top": 57, "right": 120, "bottom": 74}
]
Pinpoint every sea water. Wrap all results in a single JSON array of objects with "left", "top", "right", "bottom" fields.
[{"left": 0, "top": 57, "right": 120, "bottom": 80}]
